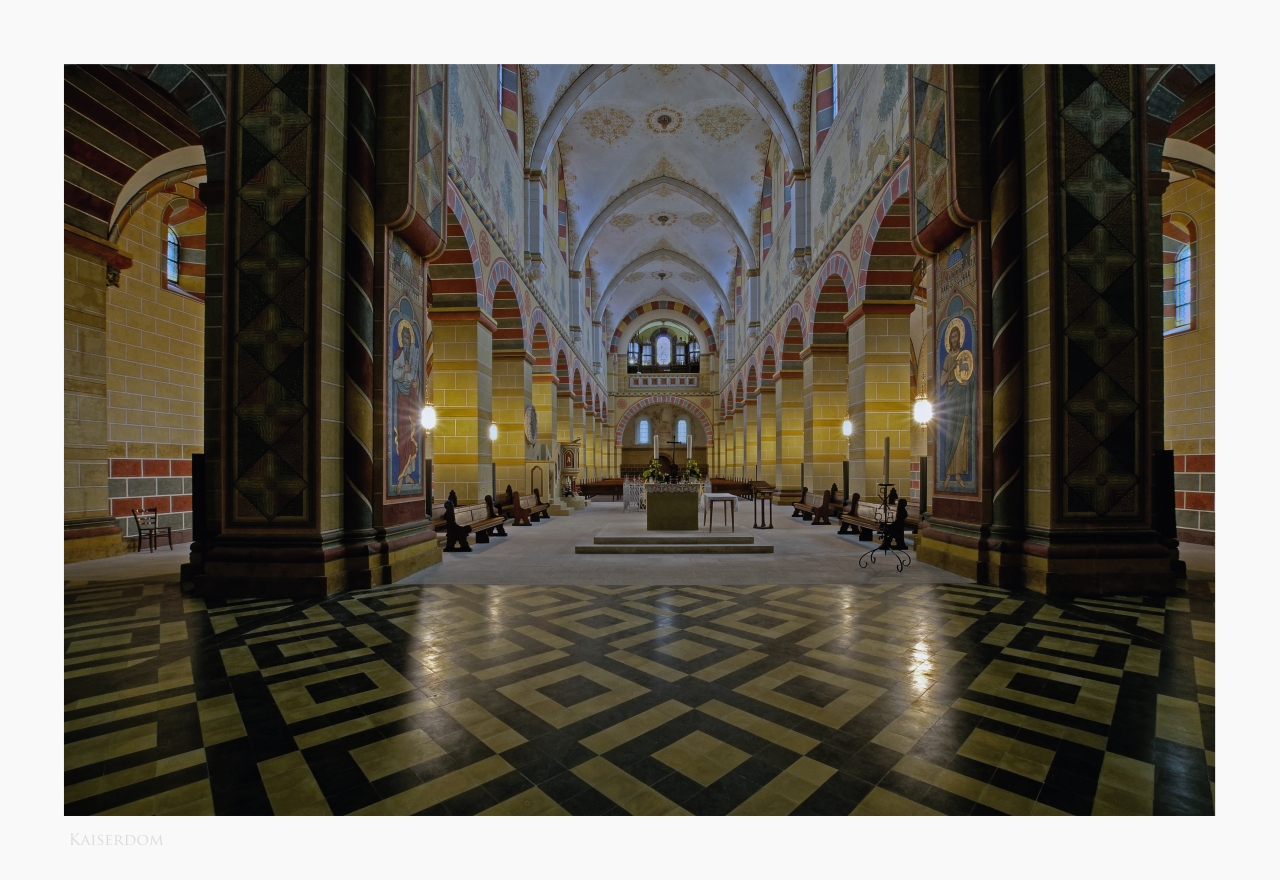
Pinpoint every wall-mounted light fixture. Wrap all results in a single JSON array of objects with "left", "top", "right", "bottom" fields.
[
  {"left": 489, "top": 421, "right": 499, "bottom": 442},
  {"left": 913, "top": 392, "right": 933, "bottom": 424},
  {"left": 421, "top": 403, "right": 437, "bottom": 432},
  {"left": 841, "top": 418, "right": 853, "bottom": 437}
]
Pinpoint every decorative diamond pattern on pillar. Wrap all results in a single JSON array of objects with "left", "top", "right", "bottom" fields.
[
  {"left": 230, "top": 65, "right": 315, "bottom": 523},
  {"left": 1055, "top": 65, "right": 1142, "bottom": 518}
]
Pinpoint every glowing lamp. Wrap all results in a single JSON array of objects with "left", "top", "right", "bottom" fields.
[
  {"left": 841, "top": 419, "right": 853, "bottom": 437},
  {"left": 913, "top": 396, "right": 933, "bottom": 424},
  {"left": 420, "top": 403, "right": 437, "bottom": 432},
  {"left": 489, "top": 422, "right": 499, "bottom": 442}
]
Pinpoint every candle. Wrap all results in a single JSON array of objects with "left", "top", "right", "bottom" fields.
[
  {"left": 653, "top": 434, "right": 658, "bottom": 459},
  {"left": 883, "top": 436, "right": 890, "bottom": 487}
]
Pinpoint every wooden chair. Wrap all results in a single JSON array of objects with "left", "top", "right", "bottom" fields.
[{"left": 131, "top": 508, "right": 173, "bottom": 552}]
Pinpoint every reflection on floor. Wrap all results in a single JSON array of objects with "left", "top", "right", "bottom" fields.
[{"left": 64, "top": 571, "right": 1215, "bottom": 815}]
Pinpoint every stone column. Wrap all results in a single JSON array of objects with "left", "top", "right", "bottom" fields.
[
  {"left": 758, "top": 382, "right": 777, "bottom": 486},
  {"left": 776, "top": 369, "right": 804, "bottom": 491},
  {"left": 492, "top": 349, "right": 532, "bottom": 499},
  {"left": 429, "top": 313, "right": 494, "bottom": 504},
  {"left": 803, "top": 345, "right": 847, "bottom": 496},
  {"left": 531, "top": 372, "right": 557, "bottom": 482},
  {"left": 184, "top": 65, "right": 370, "bottom": 597},
  {"left": 64, "top": 231, "right": 130, "bottom": 561},
  {"left": 737, "top": 406, "right": 747, "bottom": 478},
  {"left": 743, "top": 393, "right": 759, "bottom": 480},
  {"left": 846, "top": 304, "right": 915, "bottom": 500}
]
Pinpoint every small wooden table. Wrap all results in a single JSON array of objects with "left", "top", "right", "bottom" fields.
[
  {"left": 753, "top": 488, "right": 776, "bottom": 529},
  {"left": 704, "top": 493, "right": 738, "bottom": 532}
]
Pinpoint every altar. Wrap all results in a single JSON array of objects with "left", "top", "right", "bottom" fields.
[{"left": 644, "top": 483, "right": 700, "bottom": 531}]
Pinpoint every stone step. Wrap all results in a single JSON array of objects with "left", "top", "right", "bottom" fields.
[
  {"left": 594, "top": 535, "right": 756, "bottom": 545},
  {"left": 575, "top": 543, "right": 772, "bottom": 554}
]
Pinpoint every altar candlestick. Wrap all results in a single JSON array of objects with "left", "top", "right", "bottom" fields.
[{"left": 883, "top": 436, "right": 890, "bottom": 487}]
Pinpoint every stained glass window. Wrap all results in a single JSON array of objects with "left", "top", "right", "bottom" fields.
[
  {"left": 637, "top": 419, "right": 650, "bottom": 444},
  {"left": 656, "top": 335, "right": 672, "bottom": 366},
  {"left": 166, "top": 228, "right": 180, "bottom": 285}
]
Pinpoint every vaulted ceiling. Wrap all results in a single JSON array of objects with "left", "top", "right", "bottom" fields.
[{"left": 523, "top": 64, "right": 812, "bottom": 340}]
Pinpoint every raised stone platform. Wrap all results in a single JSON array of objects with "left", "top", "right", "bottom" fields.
[{"left": 575, "top": 524, "right": 772, "bottom": 554}]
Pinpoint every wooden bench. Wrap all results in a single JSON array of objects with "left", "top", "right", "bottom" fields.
[
  {"left": 775, "top": 487, "right": 804, "bottom": 511},
  {"left": 509, "top": 488, "right": 551, "bottom": 525},
  {"left": 578, "top": 479, "right": 623, "bottom": 500},
  {"left": 838, "top": 492, "right": 921, "bottom": 542},
  {"left": 431, "top": 494, "right": 507, "bottom": 550},
  {"left": 494, "top": 484, "right": 551, "bottom": 524},
  {"left": 791, "top": 488, "right": 833, "bottom": 525},
  {"left": 710, "top": 478, "right": 751, "bottom": 499}
]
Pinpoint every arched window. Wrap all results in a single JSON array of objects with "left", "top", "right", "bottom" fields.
[
  {"left": 676, "top": 419, "right": 687, "bottom": 444},
  {"left": 655, "top": 334, "right": 672, "bottom": 366},
  {"left": 637, "top": 418, "right": 650, "bottom": 445},
  {"left": 627, "top": 340, "right": 640, "bottom": 366},
  {"left": 1163, "top": 213, "right": 1197, "bottom": 335},
  {"left": 815, "top": 65, "right": 837, "bottom": 152},
  {"left": 498, "top": 65, "right": 519, "bottom": 150},
  {"left": 166, "top": 228, "right": 180, "bottom": 285}
]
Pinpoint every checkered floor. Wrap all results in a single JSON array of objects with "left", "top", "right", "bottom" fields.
[{"left": 64, "top": 576, "right": 1214, "bottom": 815}]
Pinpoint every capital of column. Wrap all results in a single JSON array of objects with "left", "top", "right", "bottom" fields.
[{"left": 842, "top": 301, "right": 917, "bottom": 328}]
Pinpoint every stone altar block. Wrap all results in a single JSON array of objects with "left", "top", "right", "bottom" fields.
[{"left": 645, "top": 484, "right": 700, "bottom": 531}]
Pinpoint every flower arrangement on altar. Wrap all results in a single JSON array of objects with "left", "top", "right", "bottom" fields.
[
  {"left": 640, "top": 459, "right": 664, "bottom": 482},
  {"left": 683, "top": 459, "right": 703, "bottom": 481}
]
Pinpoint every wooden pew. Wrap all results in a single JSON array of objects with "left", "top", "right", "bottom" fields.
[
  {"left": 494, "top": 484, "right": 552, "bottom": 524},
  {"left": 791, "top": 488, "right": 833, "bottom": 525},
  {"left": 510, "top": 488, "right": 551, "bottom": 525},
  {"left": 431, "top": 494, "right": 508, "bottom": 549},
  {"left": 578, "top": 479, "right": 623, "bottom": 500},
  {"left": 837, "top": 492, "right": 921, "bottom": 542}
]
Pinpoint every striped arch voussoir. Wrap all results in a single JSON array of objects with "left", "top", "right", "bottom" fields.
[
  {"left": 856, "top": 163, "right": 912, "bottom": 306},
  {"left": 615, "top": 394, "right": 713, "bottom": 445},
  {"left": 609, "top": 300, "right": 717, "bottom": 355},
  {"left": 430, "top": 184, "right": 481, "bottom": 300},
  {"left": 816, "top": 252, "right": 855, "bottom": 309}
]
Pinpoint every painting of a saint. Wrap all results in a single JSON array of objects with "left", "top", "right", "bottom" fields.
[
  {"left": 389, "top": 305, "right": 423, "bottom": 495},
  {"left": 936, "top": 309, "right": 976, "bottom": 492}
]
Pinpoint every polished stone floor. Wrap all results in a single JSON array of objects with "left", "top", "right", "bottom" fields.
[{"left": 64, "top": 507, "right": 1214, "bottom": 815}]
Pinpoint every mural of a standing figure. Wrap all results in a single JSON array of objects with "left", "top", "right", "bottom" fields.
[
  {"left": 389, "top": 308, "right": 423, "bottom": 494},
  {"left": 937, "top": 312, "right": 976, "bottom": 491}
]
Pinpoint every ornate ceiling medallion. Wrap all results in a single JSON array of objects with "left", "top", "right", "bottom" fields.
[
  {"left": 688, "top": 212, "right": 717, "bottom": 231},
  {"left": 694, "top": 105, "right": 752, "bottom": 142},
  {"left": 649, "top": 212, "right": 678, "bottom": 227},
  {"left": 579, "top": 106, "right": 635, "bottom": 144},
  {"left": 623, "top": 271, "right": 647, "bottom": 283},
  {"left": 679, "top": 271, "right": 701, "bottom": 283},
  {"left": 651, "top": 64, "right": 679, "bottom": 76},
  {"left": 609, "top": 213, "right": 640, "bottom": 231},
  {"left": 645, "top": 108, "right": 684, "bottom": 134}
]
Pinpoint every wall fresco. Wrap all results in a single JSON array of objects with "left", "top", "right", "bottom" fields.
[
  {"left": 933, "top": 232, "right": 978, "bottom": 495},
  {"left": 387, "top": 236, "right": 425, "bottom": 497}
]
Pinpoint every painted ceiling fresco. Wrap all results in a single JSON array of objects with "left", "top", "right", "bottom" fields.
[{"left": 525, "top": 64, "right": 811, "bottom": 340}]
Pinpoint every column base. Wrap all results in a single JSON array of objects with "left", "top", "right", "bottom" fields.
[
  {"left": 65, "top": 517, "right": 125, "bottom": 563},
  {"left": 917, "top": 519, "right": 1178, "bottom": 597},
  {"left": 181, "top": 523, "right": 442, "bottom": 599}
]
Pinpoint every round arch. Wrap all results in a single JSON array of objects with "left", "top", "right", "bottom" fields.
[
  {"left": 855, "top": 163, "right": 913, "bottom": 306},
  {"left": 615, "top": 394, "right": 714, "bottom": 445},
  {"left": 611, "top": 301, "right": 715, "bottom": 355},
  {"left": 597, "top": 248, "right": 730, "bottom": 321},
  {"left": 428, "top": 186, "right": 482, "bottom": 303}
]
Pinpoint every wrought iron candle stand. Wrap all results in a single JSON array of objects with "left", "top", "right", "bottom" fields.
[{"left": 858, "top": 482, "right": 912, "bottom": 573}]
